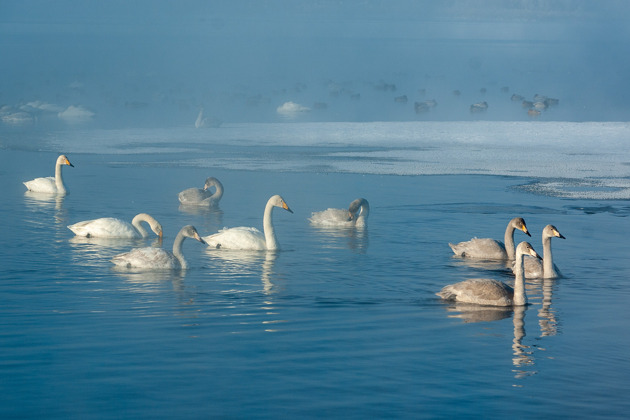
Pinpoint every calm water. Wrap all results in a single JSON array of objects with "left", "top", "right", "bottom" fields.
[{"left": 1, "top": 125, "right": 629, "bottom": 419}]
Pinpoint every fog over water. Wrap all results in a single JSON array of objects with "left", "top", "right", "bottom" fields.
[{"left": 2, "top": 1, "right": 630, "bottom": 127}]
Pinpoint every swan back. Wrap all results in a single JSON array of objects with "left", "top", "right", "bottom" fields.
[
  {"left": 178, "top": 177, "right": 224, "bottom": 206},
  {"left": 448, "top": 216, "right": 530, "bottom": 260}
]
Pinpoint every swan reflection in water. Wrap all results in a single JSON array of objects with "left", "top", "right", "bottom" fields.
[
  {"left": 525, "top": 277, "right": 559, "bottom": 338},
  {"left": 440, "top": 302, "right": 536, "bottom": 379},
  {"left": 310, "top": 226, "right": 369, "bottom": 253},
  {"left": 204, "top": 248, "right": 286, "bottom": 331},
  {"left": 112, "top": 266, "right": 187, "bottom": 294},
  {"left": 205, "top": 248, "right": 280, "bottom": 295},
  {"left": 24, "top": 191, "right": 67, "bottom": 228}
]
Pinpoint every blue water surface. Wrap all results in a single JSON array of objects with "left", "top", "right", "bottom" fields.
[{"left": 1, "top": 125, "right": 629, "bottom": 419}]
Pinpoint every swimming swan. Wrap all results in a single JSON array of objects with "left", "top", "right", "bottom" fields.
[
  {"left": 514, "top": 224, "right": 565, "bottom": 278},
  {"left": 203, "top": 195, "right": 293, "bottom": 250},
  {"left": 309, "top": 198, "right": 369, "bottom": 228},
  {"left": 178, "top": 177, "right": 224, "bottom": 206},
  {"left": 111, "top": 225, "right": 205, "bottom": 269},
  {"left": 23, "top": 154, "right": 74, "bottom": 195},
  {"left": 68, "top": 213, "right": 163, "bottom": 239},
  {"left": 437, "top": 242, "right": 541, "bottom": 306},
  {"left": 449, "top": 217, "right": 530, "bottom": 260}
]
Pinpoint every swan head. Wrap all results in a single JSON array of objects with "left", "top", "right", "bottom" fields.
[
  {"left": 155, "top": 224, "right": 164, "bottom": 239},
  {"left": 180, "top": 225, "right": 206, "bottom": 244},
  {"left": 516, "top": 241, "right": 541, "bottom": 260},
  {"left": 57, "top": 154, "right": 74, "bottom": 167},
  {"left": 348, "top": 198, "right": 369, "bottom": 221},
  {"left": 510, "top": 217, "right": 530, "bottom": 237},
  {"left": 270, "top": 195, "right": 293, "bottom": 213},
  {"left": 203, "top": 177, "right": 221, "bottom": 191},
  {"left": 544, "top": 224, "right": 566, "bottom": 240}
]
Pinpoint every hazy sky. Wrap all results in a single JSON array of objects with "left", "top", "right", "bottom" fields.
[{"left": 1, "top": 1, "right": 629, "bottom": 125}]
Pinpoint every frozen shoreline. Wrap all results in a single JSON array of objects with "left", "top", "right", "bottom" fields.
[{"left": 4, "top": 120, "right": 630, "bottom": 199}]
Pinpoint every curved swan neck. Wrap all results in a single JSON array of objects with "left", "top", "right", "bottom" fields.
[
  {"left": 263, "top": 199, "right": 278, "bottom": 250},
  {"left": 172, "top": 230, "right": 188, "bottom": 269},
  {"left": 131, "top": 214, "right": 151, "bottom": 238},
  {"left": 513, "top": 251, "right": 527, "bottom": 306},
  {"left": 211, "top": 180, "right": 224, "bottom": 201},
  {"left": 504, "top": 225, "right": 516, "bottom": 260},
  {"left": 54, "top": 160, "right": 67, "bottom": 195}
]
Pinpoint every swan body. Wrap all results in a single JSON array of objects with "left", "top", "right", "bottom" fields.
[
  {"left": 438, "top": 242, "right": 541, "bottom": 306},
  {"left": 515, "top": 224, "right": 565, "bottom": 278},
  {"left": 112, "top": 225, "right": 205, "bottom": 269},
  {"left": 449, "top": 217, "right": 530, "bottom": 260},
  {"left": 23, "top": 154, "right": 74, "bottom": 195},
  {"left": 68, "top": 213, "right": 163, "bottom": 239},
  {"left": 309, "top": 198, "right": 369, "bottom": 228},
  {"left": 203, "top": 195, "right": 293, "bottom": 250},
  {"left": 178, "top": 177, "right": 224, "bottom": 206}
]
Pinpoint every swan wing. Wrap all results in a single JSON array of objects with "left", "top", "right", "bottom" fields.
[
  {"left": 437, "top": 278, "right": 513, "bottom": 306},
  {"left": 448, "top": 238, "right": 507, "bottom": 259},
  {"left": 24, "top": 176, "right": 57, "bottom": 193},
  {"left": 68, "top": 218, "right": 139, "bottom": 238},
  {"left": 309, "top": 208, "right": 353, "bottom": 227},
  {"left": 112, "top": 247, "right": 177, "bottom": 269},
  {"left": 178, "top": 187, "right": 211, "bottom": 205},
  {"left": 203, "top": 226, "right": 266, "bottom": 250}
]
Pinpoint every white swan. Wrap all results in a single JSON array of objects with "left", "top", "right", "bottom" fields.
[
  {"left": 23, "top": 154, "right": 74, "bottom": 195},
  {"left": 178, "top": 177, "right": 224, "bottom": 207},
  {"left": 449, "top": 217, "right": 531, "bottom": 260},
  {"left": 111, "top": 225, "right": 205, "bottom": 269},
  {"left": 437, "top": 242, "right": 541, "bottom": 306},
  {"left": 203, "top": 195, "right": 293, "bottom": 250},
  {"left": 514, "top": 224, "right": 565, "bottom": 278},
  {"left": 68, "top": 213, "right": 163, "bottom": 239},
  {"left": 309, "top": 198, "right": 369, "bottom": 228}
]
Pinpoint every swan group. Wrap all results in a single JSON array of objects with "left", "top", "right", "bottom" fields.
[
  {"left": 514, "top": 224, "right": 565, "bottom": 278},
  {"left": 111, "top": 225, "right": 205, "bottom": 270},
  {"left": 449, "top": 217, "right": 530, "bottom": 260},
  {"left": 309, "top": 198, "right": 369, "bottom": 228},
  {"left": 178, "top": 177, "right": 224, "bottom": 207},
  {"left": 68, "top": 213, "right": 163, "bottom": 239},
  {"left": 23, "top": 154, "right": 74, "bottom": 195},
  {"left": 437, "top": 242, "right": 541, "bottom": 306},
  {"left": 203, "top": 195, "right": 293, "bottom": 250}
]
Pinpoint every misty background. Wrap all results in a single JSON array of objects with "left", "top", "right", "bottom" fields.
[{"left": 1, "top": 0, "right": 629, "bottom": 128}]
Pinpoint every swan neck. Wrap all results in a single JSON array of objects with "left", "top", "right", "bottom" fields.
[
  {"left": 263, "top": 200, "right": 278, "bottom": 250},
  {"left": 172, "top": 231, "right": 188, "bottom": 269},
  {"left": 131, "top": 214, "right": 150, "bottom": 238},
  {"left": 542, "top": 236, "right": 555, "bottom": 278},
  {"left": 212, "top": 181, "right": 224, "bottom": 201},
  {"left": 55, "top": 160, "right": 67, "bottom": 194},
  {"left": 504, "top": 225, "right": 516, "bottom": 260},
  {"left": 513, "top": 253, "right": 527, "bottom": 305}
]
